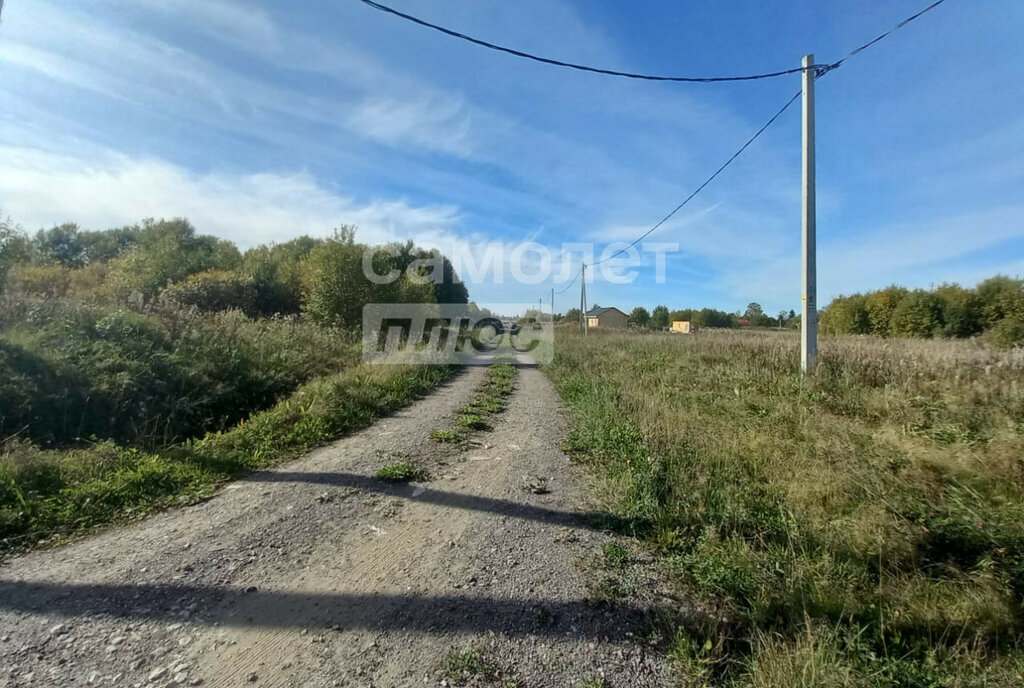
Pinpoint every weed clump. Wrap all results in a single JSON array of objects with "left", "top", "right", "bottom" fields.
[{"left": 375, "top": 461, "right": 429, "bottom": 483}]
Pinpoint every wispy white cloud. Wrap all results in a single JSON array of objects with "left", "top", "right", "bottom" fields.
[
  {"left": 128, "top": 0, "right": 281, "bottom": 52},
  {"left": 0, "top": 147, "right": 460, "bottom": 249},
  {"left": 346, "top": 95, "right": 474, "bottom": 156}
]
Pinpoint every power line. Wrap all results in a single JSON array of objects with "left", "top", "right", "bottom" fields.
[
  {"left": 356, "top": 0, "right": 816, "bottom": 82},
  {"left": 572, "top": 1, "right": 950, "bottom": 273},
  {"left": 356, "top": 0, "right": 950, "bottom": 84},
  {"left": 591, "top": 90, "right": 801, "bottom": 267},
  {"left": 554, "top": 265, "right": 583, "bottom": 295},
  {"left": 835, "top": 0, "right": 948, "bottom": 67}
]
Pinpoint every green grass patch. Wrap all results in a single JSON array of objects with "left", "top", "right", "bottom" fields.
[
  {"left": 375, "top": 461, "right": 429, "bottom": 483},
  {"left": 442, "top": 646, "right": 515, "bottom": 686},
  {"left": 458, "top": 413, "right": 490, "bottom": 430},
  {"left": 601, "top": 542, "right": 630, "bottom": 568},
  {"left": 429, "top": 428, "right": 465, "bottom": 444}
]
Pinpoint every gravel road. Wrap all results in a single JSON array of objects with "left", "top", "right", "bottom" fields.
[{"left": 0, "top": 362, "right": 674, "bottom": 687}]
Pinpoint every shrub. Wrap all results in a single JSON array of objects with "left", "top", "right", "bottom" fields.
[
  {"left": 160, "top": 269, "right": 259, "bottom": 315},
  {"left": 983, "top": 317, "right": 1024, "bottom": 349},
  {"left": 4, "top": 264, "right": 73, "bottom": 298}
]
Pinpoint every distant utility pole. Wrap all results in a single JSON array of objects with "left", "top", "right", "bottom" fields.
[
  {"left": 580, "top": 264, "right": 588, "bottom": 335},
  {"left": 550, "top": 288, "right": 554, "bottom": 324},
  {"left": 801, "top": 54, "right": 817, "bottom": 374}
]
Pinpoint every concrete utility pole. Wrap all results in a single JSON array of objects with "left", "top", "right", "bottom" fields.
[
  {"left": 550, "top": 288, "right": 554, "bottom": 324},
  {"left": 580, "top": 264, "right": 588, "bottom": 335},
  {"left": 801, "top": 54, "right": 817, "bottom": 374}
]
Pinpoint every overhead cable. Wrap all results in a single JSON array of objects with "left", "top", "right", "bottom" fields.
[
  {"left": 356, "top": 0, "right": 949, "bottom": 83},
  {"left": 590, "top": 90, "right": 801, "bottom": 267}
]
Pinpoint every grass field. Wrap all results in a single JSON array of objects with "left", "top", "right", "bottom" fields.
[{"left": 545, "top": 329, "right": 1024, "bottom": 686}]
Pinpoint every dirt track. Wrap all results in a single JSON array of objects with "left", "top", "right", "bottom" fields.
[{"left": 0, "top": 363, "right": 672, "bottom": 687}]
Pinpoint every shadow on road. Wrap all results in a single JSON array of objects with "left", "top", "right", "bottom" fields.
[
  {"left": 0, "top": 579, "right": 658, "bottom": 639},
  {"left": 243, "top": 471, "right": 648, "bottom": 535}
]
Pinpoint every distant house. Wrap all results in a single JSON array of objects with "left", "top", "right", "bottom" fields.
[
  {"left": 586, "top": 306, "right": 629, "bottom": 329},
  {"left": 671, "top": 320, "right": 697, "bottom": 334}
]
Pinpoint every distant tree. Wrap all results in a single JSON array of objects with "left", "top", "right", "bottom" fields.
[
  {"left": 744, "top": 302, "right": 764, "bottom": 320},
  {"left": 865, "top": 286, "right": 909, "bottom": 337},
  {"left": 629, "top": 306, "right": 650, "bottom": 327},
  {"left": 691, "top": 307, "right": 733, "bottom": 329},
  {"left": 975, "top": 276, "right": 1024, "bottom": 329},
  {"left": 935, "top": 283, "right": 982, "bottom": 338},
  {"left": 242, "top": 236, "right": 321, "bottom": 315},
  {"left": 890, "top": 290, "right": 944, "bottom": 338},
  {"left": 78, "top": 225, "right": 143, "bottom": 264},
  {"left": 562, "top": 307, "right": 581, "bottom": 324},
  {"left": 108, "top": 218, "right": 241, "bottom": 297},
  {"left": 650, "top": 305, "right": 670, "bottom": 329},
  {"left": 302, "top": 229, "right": 389, "bottom": 329},
  {"left": 820, "top": 293, "right": 871, "bottom": 334},
  {"left": 670, "top": 308, "right": 694, "bottom": 323},
  {"left": 33, "top": 223, "right": 87, "bottom": 268},
  {"left": 0, "top": 214, "right": 29, "bottom": 293}
]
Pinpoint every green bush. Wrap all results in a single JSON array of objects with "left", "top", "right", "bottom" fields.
[
  {"left": 984, "top": 317, "right": 1024, "bottom": 349},
  {"left": 820, "top": 293, "right": 870, "bottom": 335},
  {"left": 864, "top": 286, "right": 909, "bottom": 337},
  {"left": 160, "top": 269, "right": 259, "bottom": 315},
  {"left": 889, "top": 289, "right": 943, "bottom": 338},
  {"left": 106, "top": 218, "right": 240, "bottom": 297}
]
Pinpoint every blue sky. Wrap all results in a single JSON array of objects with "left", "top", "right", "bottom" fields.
[{"left": 0, "top": 0, "right": 1022, "bottom": 315}]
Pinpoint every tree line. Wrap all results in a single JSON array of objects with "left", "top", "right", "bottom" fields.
[
  {"left": 820, "top": 277, "right": 1024, "bottom": 347},
  {"left": 559, "top": 302, "right": 798, "bottom": 330},
  {"left": 0, "top": 215, "right": 470, "bottom": 328}
]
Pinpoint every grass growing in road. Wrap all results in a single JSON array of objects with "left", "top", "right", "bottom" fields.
[
  {"left": 601, "top": 542, "right": 630, "bottom": 569},
  {"left": 429, "top": 428, "right": 464, "bottom": 444},
  {"left": 430, "top": 362, "right": 516, "bottom": 443},
  {"left": 442, "top": 646, "right": 516, "bottom": 686},
  {"left": 375, "top": 460, "right": 429, "bottom": 483},
  {"left": 0, "top": 362, "right": 452, "bottom": 549},
  {"left": 545, "top": 329, "right": 1024, "bottom": 685}
]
